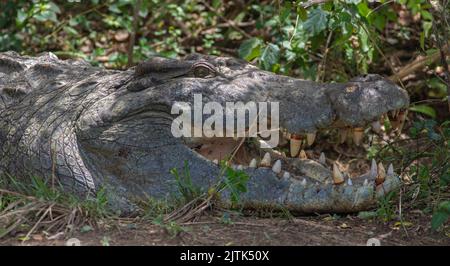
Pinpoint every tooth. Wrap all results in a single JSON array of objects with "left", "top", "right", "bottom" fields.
[
  {"left": 352, "top": 127, "right": 364, "bottom": 146},
  {"left": 347, "top": 178, "right": 353, "bottom": 186},
  {"left": 306, "top": 132, "right": 316, "bottom": 146},
  {"left": 369, "top": 159, "right": 378, "bottom": 179},
  {"left": 376, "top": 162, "right": 386, "bottom": 185},
  {"left": 319, "top": 152, "right": 326, "bottom": 165},
  {"left": 283, "top": 171, "right": 290, "bottom": 179},
  {"left": 299, "top": 149, "right": 307, "bottom": 159},
  {"left": 272, "top": 159, "right": 282, "bottom": 174},
  {"left": 332, "top": 163, "right": 345, "bottom": 185},
  {"left": 390, "top": 110, "right": 398, "bottom": 118},
  {"left": 290, "top": 135, "right": 302, "bottom": 157},
  {"left": 387, "top": 163, "right": 394, "bottom": 176},
  {"left": 371, "top": 121, "right": 381, "bottom": 134},
  {"left": 339, "top": 128, "right": 348, "bottom": 144},
  {"left": 396, "top": 110, "right": 408, "bottom": 133},
  {"left": 249, "top": 158, "right": 257, "bottom": 168},
  {"left": 260, "top": 152, "right": 271, "bottom": 167},
  {"left": 237, "top": 165, "right": 244, "bottom": 170},
  {"left": 363, "top": 179, "right": 368, "bottom": 186},
  {"left": 212, "top": 159, "right": 219, "bottom": 165},
  {"left": 284, "top": 131, "right": 291, "bottom": 139},
  {"left": 301, "top": 179, "right": 307, "bottom": 186},
  {"left": 325, "top": 180, "right": 330, "bottom": 185}
]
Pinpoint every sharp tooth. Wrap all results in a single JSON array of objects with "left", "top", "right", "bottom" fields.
[
  {"left": 260, "top": 152, "right": 271, "bottom": 167},
  {"left": 237, "top": 165, "right": 244, "bottom": 170},
  {"left": 371, "top": 121, "right": 381, "bottom": 134},
  {"left": 352, "top": 127, "right": 364, "bottom": 146},
  {"left": 369, "top": 159, "right": 378, "bottom": 179},
  {"left": 339, "top": 128, "right": 348, "bottom": 144},
  {"left": 347, "top": 178, "right": 353, "bottom": 186},
  {"left": 290, "top": 135, "right": 302, "bottom": 157},
  {"left": 306, "top": 132, "right": 316, "bottom": 146},
  {"left": 249, "top": 158, "right": 257, "bottom": 168},
  {"left": 363, "top": 179, "right": 368, "bottom": 186},
  {"left": 301, "top": 179, "right": 307, "bottom": 186},
  {"left": 212, "top": 159, "right": 218, "bottom": 165},
  {"left": 390, "top": 110, "right": 398, "bottom": 118},
  {"left": 284, "top": 131, "right": 291, "bottom": 139},
  {"left": 376, "top": 162, "right": 386, "bottom": 185},
  {"left": 319, "top": 152, "right": 326, "bottom": 165},
  {"left": 396, "top": 110, "right": 408, "bottom": 133},
  {"left": 272, "top": 159, "right": 282, "bottom": 174},
  {"left": 333, "top": 163, "right": 345, "bottom": 185},
  {"left": 283, "top": 171, "right": 290, "bottom": 179},
  {"left": 299, "top": 149, "right": 307, "bottom": 159},
  {"left": 387, "top": 163, "right": 394, "bottom": 176}
]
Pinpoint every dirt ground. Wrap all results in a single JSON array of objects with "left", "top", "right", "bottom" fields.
[{"left": 1, "top": 211, "right": 448, "bottom": 246}]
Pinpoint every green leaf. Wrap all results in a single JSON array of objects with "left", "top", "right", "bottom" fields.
[
  {"left": 108, "top": 4, "right": 121, "bottom": 14},
  {"left": 303, "top": 8, "right": 328, "bottom": 36},
  {"left": 430, "top": 77, "right": 449, "bottom": 90},
  {"left": 438, "top": 201, "right": 450, "bottom": 213},
  {"left": 420, "top": 10, "right": 433, "bottom": 20},
  {"left": 48, "top": 2, "right": 61, "bottom": 14},
  {"left": 238, "top": 38, "right": 262, "bottom": 61},
  {"left": 356, "top": 2, "right": 371, "bottom": 18},
  {"left": 279, "top": 2, "right": 292, "bottom": 24},
  {"left": 63, "top": 26, "right": 78, "bottom": 36},
  {"left": 409, "top": 105, "right": 437, "bottom": 118},
  {"left": 16, "top": 9, "right": 28, "bottom": 26},
  {"left": 420, "top": 21, "right": 433, "bottom": 50},
  {"left": 34, "top": 10, "right": 58, "bottom": 23},
  {"left": 431, "top": 210, "right": 449, "bottom": 230},
  {"left": 297, "top": 6, "right": 307, "bottom": 21},
  {"left": 372, "top": 15, "right": 386, "bottom": 31},
  {"left": 80, "top": 225, "right": 93, "bottom": 233},
  {"left": 260, "top": 43, "right": 280, "bottom": 71}
]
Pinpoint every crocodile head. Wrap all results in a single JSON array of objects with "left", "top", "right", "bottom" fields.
[
  {"left": 0, "top": 52, "right": 409, "bottom": 214},
  {"left": 76, "top": 54, "right": 409, "bottom": 213}
]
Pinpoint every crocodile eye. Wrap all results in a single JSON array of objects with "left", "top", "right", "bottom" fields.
[
  {"left": 192, "top": 62, "right": 216, "bottom": 78},
  {"left": 193, "top": 66, "right": 211, "bottom": 78}
]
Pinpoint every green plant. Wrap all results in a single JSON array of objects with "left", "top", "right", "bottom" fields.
[
  {"left": 216, "top": 161, "right": 250, "bottom": 206},
  {"left": 170, "top": 161, "right": 202, "bottom": 203},
  {"left": 238, "top": 0, "right": 436, "bottom": 81},
  {"left": 407, "top": 120, "right": 450, "bottom": 227},
  {"left": 152, "top": 215, "right": 187, "bottom": 237},
  {"left": 0, "top": 174, "right": 115, "bottom": 239},
  {"left": 376, "top": 191, "right": 398, "bottom": 222},
  {"left": 431, "top": 200, "right": 450, "bottom": 231}
]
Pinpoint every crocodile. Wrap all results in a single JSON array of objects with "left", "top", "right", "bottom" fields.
[{"left": 0, "top": 51, "right": 409, "bottom": 214}]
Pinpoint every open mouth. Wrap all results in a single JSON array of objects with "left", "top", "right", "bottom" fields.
[{"left": 185, "top": 107, "right": 407, "bottom": 196}]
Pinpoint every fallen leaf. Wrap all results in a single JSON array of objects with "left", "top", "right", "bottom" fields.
[
  {"left": 339, "top": 223, "right": 351, "bottom": 229},
  {"left": 32, "top": 234, "right": 44, "bottom": 241},
  {"left": 66, "top": 238, "right": 81, "bottom": 246},
  {"left": 46, "top": 232, "right": 64, "bottom": 240},
  {"left": 394, "top": 221, "right": 413, "bottom": 229},
  {"left": 114, "top": 30, "right": 129, "bottom": 42}
]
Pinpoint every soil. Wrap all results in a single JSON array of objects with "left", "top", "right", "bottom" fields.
[{"left": 1, "top": 211, "right": 448, "bottom": 246}]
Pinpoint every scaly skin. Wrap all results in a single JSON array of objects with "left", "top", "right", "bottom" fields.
[{"left": 0, "top": 52, "right": 409, "bottom": 213}]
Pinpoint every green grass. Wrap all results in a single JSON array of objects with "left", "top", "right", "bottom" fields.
[{"left": 0, "top": 174, "right": 114, "bottom": 240}]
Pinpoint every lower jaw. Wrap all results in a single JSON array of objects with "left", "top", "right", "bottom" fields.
[{"left": 184, "top": 125, "right": 399, "bottom": 205}]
